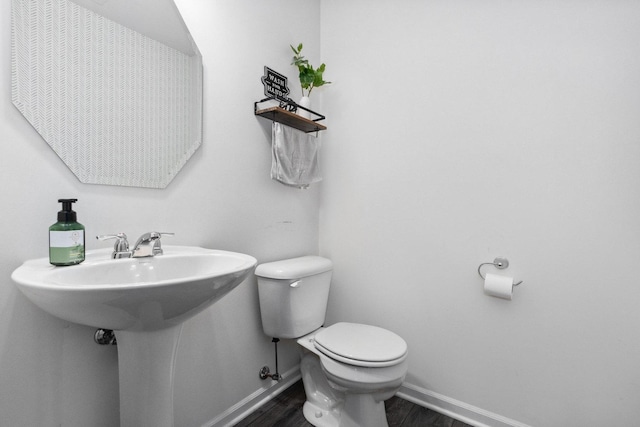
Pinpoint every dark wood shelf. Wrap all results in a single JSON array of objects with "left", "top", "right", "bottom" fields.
[{"left": 255, "top": 106, "right": 327, "bottom": 133}]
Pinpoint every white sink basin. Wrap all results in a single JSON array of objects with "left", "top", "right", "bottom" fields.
[
  {"left": 12, "top": 246, "right": 257, "bottom": 331},
  {"left": 12, "top": 245, "right": 257, "bottom": 427}
]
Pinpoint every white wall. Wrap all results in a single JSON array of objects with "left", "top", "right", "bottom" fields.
[
  {"left": 0, "top": 0, "right": 320, "bottom": 425},
  {"left": 320, "top": 1, "right": 640, "bottom": 426}
]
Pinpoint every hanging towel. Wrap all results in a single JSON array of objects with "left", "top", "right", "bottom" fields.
[{"left": 271, "top": 122, "right": 322, "bottom": 189}]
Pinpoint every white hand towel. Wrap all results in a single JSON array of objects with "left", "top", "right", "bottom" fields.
[{"left": 271, "top": 122, "right": 322, "bottom": 189}]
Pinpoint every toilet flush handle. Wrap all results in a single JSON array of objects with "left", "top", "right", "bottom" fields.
[{"left": 290, "top": 280, "right": 301, "bottom": 288}]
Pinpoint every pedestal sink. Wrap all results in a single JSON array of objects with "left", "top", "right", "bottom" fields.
[{"left": 11, "top": 246, "right": 257, "bottom": 427}]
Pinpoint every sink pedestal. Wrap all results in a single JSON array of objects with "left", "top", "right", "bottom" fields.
[{"left": 116, "top": 325, "right": 184, "bottom": 427}]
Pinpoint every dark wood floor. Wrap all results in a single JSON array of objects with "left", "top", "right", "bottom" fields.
[{"left": 234, "top": 380, "right": 472, "bottom": 427}]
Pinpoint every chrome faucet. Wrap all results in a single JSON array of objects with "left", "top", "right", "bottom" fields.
[
  {"left": 131, "top": 232, "right": 174, "bottom": 257},
  {"left": 97, "top": 232, "right": 174, "bottom": 259},
  {"left": 96, "top": 233, "right": 131, "bottom": 259}
]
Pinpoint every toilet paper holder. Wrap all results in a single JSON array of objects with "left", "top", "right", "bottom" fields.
[{"left": 477, "top": 257, "right": 523, "bottom": 286}]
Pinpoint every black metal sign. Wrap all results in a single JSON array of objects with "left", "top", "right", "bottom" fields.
[{"left": 261, "top": 67, "right": 291, "bottom": 102}]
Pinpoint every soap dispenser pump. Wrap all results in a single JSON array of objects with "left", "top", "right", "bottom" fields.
[{"left": 49, "top": 198, "right": 85, "bottom": 266}]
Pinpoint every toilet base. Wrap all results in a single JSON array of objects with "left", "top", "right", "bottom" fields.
[
  {"left": 302, "top": 394, "right": 389, "bottom": 427},
  {"left": 303, "top": 401, "right": 341, "bottom": 427},
  {"left": 299, "top": 347, "right": 343, "bottom": 426},
  {"left": 339, "top": 393, "right": 389, "bottom": 427}
]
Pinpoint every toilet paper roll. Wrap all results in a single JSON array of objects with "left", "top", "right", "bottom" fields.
[{"left": 484, "top": 273, "right": 513, "bottom": 300}]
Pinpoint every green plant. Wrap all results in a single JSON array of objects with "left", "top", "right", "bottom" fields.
[{"left": 290, "top": 43, "right": 330, "bottom": 97}]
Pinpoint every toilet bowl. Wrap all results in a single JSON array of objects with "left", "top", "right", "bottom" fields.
[
  {"left": 297, "top": 324, "right": 408, "bottom": 427},
  {"left": 255, "top": 256, "right": 409, "bottom": 427}
]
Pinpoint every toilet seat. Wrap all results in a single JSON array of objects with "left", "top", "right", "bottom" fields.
[{"left": 314, "top": 322, "right": 408, "bottom": 368}]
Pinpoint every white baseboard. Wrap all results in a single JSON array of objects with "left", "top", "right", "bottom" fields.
[
  {"left": 203, "top": 366, "right": 301, "bottom": 427},
  {"left": 397, "top": 383, "right": 531, "bottom": 427},
  {"left": 203, "top": 369, "right": 530, "bottom": 427}
]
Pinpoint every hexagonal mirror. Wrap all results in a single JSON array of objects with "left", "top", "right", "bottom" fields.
[{"left": 11, "top": 0, "right": 203, "bottom": 188}]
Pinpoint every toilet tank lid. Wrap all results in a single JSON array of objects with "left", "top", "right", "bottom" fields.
[{"left": 255, "top": 256, "right": 333, "bottom": 279}]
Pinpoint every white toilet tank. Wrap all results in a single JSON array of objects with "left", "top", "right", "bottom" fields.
[{"left": 255, "top": 256, "right": 333, "bottom": 339}]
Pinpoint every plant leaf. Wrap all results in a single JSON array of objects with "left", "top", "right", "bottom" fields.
[
  {"left": 299, "top": 67, "right": 315, "bottom": 89},
  {"left": 312, "top": 64, "right": 330, "bottom": 87}
]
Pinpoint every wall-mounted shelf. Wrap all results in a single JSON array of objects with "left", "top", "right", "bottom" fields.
[{"left": 254, "top": 97, "right": 327, "bottom": 133}]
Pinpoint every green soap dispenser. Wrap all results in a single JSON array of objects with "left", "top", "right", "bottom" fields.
[{"left": 49, "top": 199, "right": 85, "bottom": 266}]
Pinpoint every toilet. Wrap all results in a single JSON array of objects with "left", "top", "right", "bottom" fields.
[{"left": 255, "top": 256, "right": 408, "bottom": 427}]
